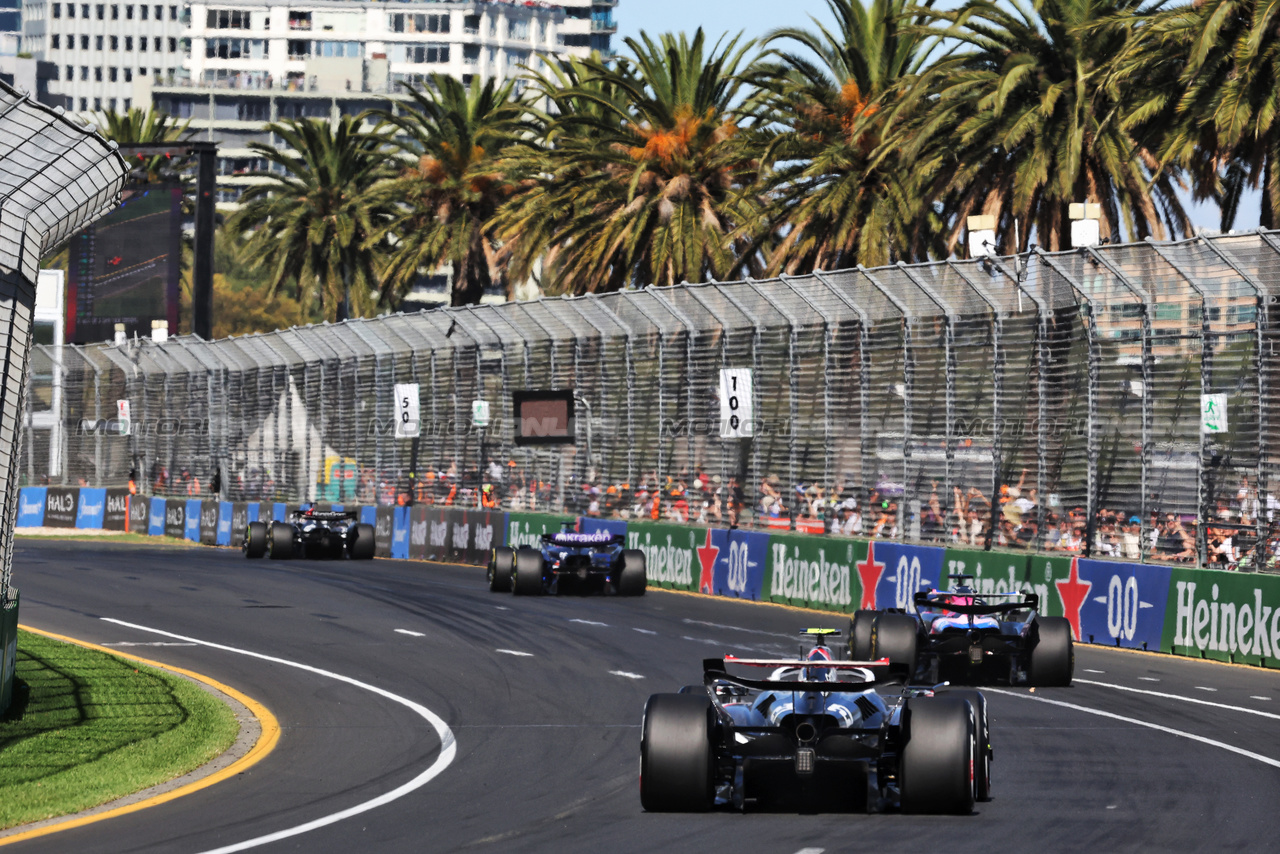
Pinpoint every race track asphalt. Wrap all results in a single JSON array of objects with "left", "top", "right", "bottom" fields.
[{"left": 8, "top": 539, "right": 1280, "bottom": 853}]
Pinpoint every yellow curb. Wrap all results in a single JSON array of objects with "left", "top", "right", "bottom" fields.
[{"left": 0, "top": 625, "right": 280, "bottom": 845}]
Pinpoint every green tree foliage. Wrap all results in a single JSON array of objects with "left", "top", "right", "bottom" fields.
[
  {"left": 226, "top": 116, "right": 395, "bottom": 321},
  {"left": 371, "top": 75, "right": 533, "bottom": 306}
]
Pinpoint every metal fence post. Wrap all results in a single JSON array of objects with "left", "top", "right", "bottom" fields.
[{"left": 861, "top": 266, "right": 915, "bottom": 537}]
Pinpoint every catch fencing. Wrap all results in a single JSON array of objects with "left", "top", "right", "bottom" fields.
[{"left": 21, "top": 231, "right": 1280, "bottom": 570}]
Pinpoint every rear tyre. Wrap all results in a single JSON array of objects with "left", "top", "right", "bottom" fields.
[
  {"left": 1029, "top": 617, "right": 1073, "bottom": 686},
  {"left": 900, "top": 696, "right": 975, "bottom": 815},
  {"left": 513, "top": 548, "right": 544, "bottom": 596},
  {"left": 348, "top": 523, "right": 376, "bottom": 560},
  {"left": 243, "top": 522, "right": 267, "bottom": 559},
  {"left": 849, "top": 609, "right": 876, "bottom": 661},
  {"left": 947, "top": 689, "right": 991, "bottom": 801},
  {"left": 640, "top": 693, "right": 715, "bottom": 812},
  {"left": 871, "top": 613, "right": 919, "bottom": 680},
  {"left": 488, "top": 547, "right": 514, "bottom": 592},
  {"left": 267, "top": 522, "right": 293, "bottom": 560},
  {"left": 617, "top": 549, "right": 647, "bottom": 596}
]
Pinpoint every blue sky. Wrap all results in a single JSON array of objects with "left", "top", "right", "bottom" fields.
[{"left": 614, "top": 0, "right": 1254, "bottom": 234}]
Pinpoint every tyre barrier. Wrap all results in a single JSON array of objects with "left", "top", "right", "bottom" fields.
[{"left": 19, "top": 486, "right": 1280, "bottom": 670}]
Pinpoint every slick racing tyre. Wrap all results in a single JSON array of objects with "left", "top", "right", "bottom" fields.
[
  {"left": 512, "top": 548, "right": 544, "bottom": 596},
  {"left": 900, "top": 696, "right": 976, "bottom": 815},
  {"left": 849, "top": 609, "right": 876, "bottom": 661},
  {"left": 489, "top": 547, "right": 514, "bottom": 592},
  {"left": 871, "top": 612, "right": 919, "bottom": 680},
  {"left": 243, "top": 521, "right": 267, "bottom": 559},
  {"left": 1029, "top": 616, "right": 1074, "bottom": 686},
  {"left": 947, "top": 689, "right": 991, "bottom": 801},
  {"left": 267, "top": 522, "right": 294, "bottom": 560},
  {"left": 348, "top": 523, "right": 376, "bottom": 560},
  {"left": 640, "top": 693, "right": 715, "bottom": 812},
  {"left": 617, "top": 549, "right": 647, "bottom": 596}
]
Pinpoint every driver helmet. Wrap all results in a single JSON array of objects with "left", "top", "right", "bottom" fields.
[{"left": 803, "top": 645, "right": 834, "bottom": 682}]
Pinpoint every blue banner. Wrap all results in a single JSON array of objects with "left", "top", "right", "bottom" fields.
[
  {"left": 246, "top": 502, "right": 260, "bottom": 524},
  {"left": 331, "top": 504, "right": 344, "bottom": 513},
  {"left": 1065, "top": 558, "right": 1172, "bottom": 650},
  {"left": 75, "top": 488, "right": 107, "bottom": 529},
  {"left": 148, "top": 498, "right": 166, "bottom": 536},
  {"left": 360, "top": 505, "right": 376, "bottom": 527},
  {"left": 580, "top": 517, "right": 628, "bottom": 538},
  {"left": 17, "top": 488, "right": 45, "bottom": 527},
  {"left": 272, "top": 502, "right": 287, "bottom": 522},
  {"left": 185, "top": 499, "right": 202, "bottom": 541},
  {"left": 216, "top": 501, "right": 233, "bottom": 546},
  {"left": 715, "top": 529, "right": 768, "bottom": 600},
  {"left": 865, "top": 542, "right": 946, "bottom": 611},
  {"left": 391, "top": 506, "right": 411, "bottom": 559}
]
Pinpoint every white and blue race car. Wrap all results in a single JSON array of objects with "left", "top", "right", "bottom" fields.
[
  {"left": 641, "top": 629, "right": 991, "bottom": 813},
  {"left": 488, "top": 524, "right": 647, "bottom": 596}
]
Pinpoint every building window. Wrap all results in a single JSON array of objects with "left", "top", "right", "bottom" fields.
[
  {"left": 139, "top": 36, "right": 147, "bottom": 51},
  {"left": 65, "top": 64, "right": 72, "bottom": 79},
  {"left": 560, "top": 34, "right": 589, "bottom": 48},
  {"left": 111, "top": 4, "right": 117, "bottom": 19},
  {"left": 238, "top": 100, "right": 269, "bottom": 122},
  {"left": 206, "top": 38, "right": 268, "bottom": 60},
  {"left": 51, "top": 34, "right": 59, "bottom": 48},
  {"left": 153, "top": 5, "right": 160, "bottom": 21},
  {"left": 489, "top": 15, "right": 497, "bottom": 37},
  {"left": 287, "top": 39, "right": 309, "bottom": 59},
  {"left": 79, "top": 98, "right": 87, "bottom": 111},
  {"left": 80, "top": 34, "right": 88, "bottom": 49},
  {"left": 138, "top": 66, "right": 146, "bottom": 75},
  {"left": 94, "top": 66, "right": 102, "bottom": 81},
  {"left": 463, "top": 44, "right": 479, "bottom": 65},
  {"left": 95, "top": 3, "right": 103, "bottom": 18},
  {"left": 52, "top": 3, "right": 60, "bottom": 18},
  {"left": 125, "top": 36, "right": 132, "bottom": 50},
  {"left": 109, "top": 67, "right": 117, "bottom": 81},
  {"left": 96, "top": 35, "right": 103, "bottom": 50},
  {"left": 108, "top": 97, "right": 116, "bottom": 111},
  {"left": 388, "top": 13, "right": 449, "bottom": 34},
  {"left": 208, "top": 9, "right": 250, "bottom": 29},
  {"left": 124, "top": 98, "right": 131, "bottom": 110},
  {"left": 94, "top": 97, "right": 101, "bottom": 110},
  {"left": 125, "top": 4, "right": 132, "bottom": 19},
  {"left": 391, "top": 43, "right": 447, "bottom": 64},
  {"left": 66, "top": 2, "right": 73, "bottom": 16},
  {"left": 168, "top": 37, "right": 176, "bottom": 52},
  {"left": 110, "top": 36, "right": 118, "bottom": 50},
  {"left": 312, "top": 41, "right": 361, "bottom": 59},
  {"left": 81, "top": 4, "right": 88, "bottom": 16},
  {"left": 169, "top": 5, "right": 176, "bottom": 20},
  {"left": 463, "top": 14, "right": 480, "bottom": 34},
  {"left": 139, "top": 3, "right": 146, "bottom": 18},
  {"left": 508, "top": 19, "right": 529, "bottom": 41},
  {"left": 124, "top": 67, "right": 132, "bottom": 81}
]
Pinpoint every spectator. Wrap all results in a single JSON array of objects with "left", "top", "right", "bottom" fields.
[
  {"left": 1043, "top": 516, "right": 1063, "bottom": 551},
  {"left": 1121, "top": 518, "right": 1142, "bottom": 560}
]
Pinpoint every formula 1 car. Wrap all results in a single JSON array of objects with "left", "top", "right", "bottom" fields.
[
  {"left": 487, "top": 524, "right": 646, "bottom": 595},
  {"left": 243, "top": 509, "right": 376, "bottom": 560},
  {"left": 848, "top": 575, "right": 1073, "bottom": 687},
  {"left": 640, "top": 629, "right": 991, "bottom": 813}
]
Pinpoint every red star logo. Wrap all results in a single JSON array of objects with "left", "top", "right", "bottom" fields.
[
  {"left": 1055, "top": 557, "right": 1092, "bottom": 641},
  {"left": 856, "top": 542, "right": 885, "bottom": 609},
  {"left": 696, "top": 529, "right": 719, "bottom": 594}
]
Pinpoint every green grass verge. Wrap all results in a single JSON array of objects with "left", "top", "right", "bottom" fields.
[{"left": 0, "top": 630, "right": 239, "bottom": 830}]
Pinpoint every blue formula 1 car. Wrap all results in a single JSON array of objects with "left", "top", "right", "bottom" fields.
[
  {"left": 640, "top": 629, "right": 991, "bottom": 813},
  {"left": 848, "top": 575, "right": 1073, "bottom": 687},
  {"left": 243, "top": 509, "right": 375, "bottom": 561},
  {"left": 487, "top": 524, "right": 647, "bottom": 596}
]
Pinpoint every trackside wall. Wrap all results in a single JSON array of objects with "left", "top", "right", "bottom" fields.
[{"left": 23, "top": 487, "right": 1280, "bottom": 670}]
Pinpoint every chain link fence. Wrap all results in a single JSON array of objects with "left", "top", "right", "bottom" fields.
[{"left": 22, "top": 232, "right": 1280, "bottom": 570}]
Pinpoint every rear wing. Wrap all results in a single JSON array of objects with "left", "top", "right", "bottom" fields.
[
  {"left": 292, "top": 510, "right": 359, "bottom": 523},
  {"left": 703, "top": 655, "right": 889, "bottom": 693},
  {"left": 913, "top": 590, "right": 1039, "bottom": 616},
  {"left": 541, "top": 532, "right": 626, "bottom": 547}
]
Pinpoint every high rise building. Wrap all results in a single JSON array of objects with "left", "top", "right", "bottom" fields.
[{"left": 558, "top": 0, "right": 616, "bottom": 56}]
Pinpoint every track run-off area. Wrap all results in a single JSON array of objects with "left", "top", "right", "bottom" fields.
[{"left": 7, "top": 539, "right": 1280, "bottom": 853}]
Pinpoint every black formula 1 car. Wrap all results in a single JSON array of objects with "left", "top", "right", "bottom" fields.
[
  {"left": 848, "top": 575, "right": 1073, "bottom": 686},
  {"left": 640, "top": 629, "right": 991, "bottom": 813},
  {"left": 487, "top": 525, "right": 646, "bottom": 595},
  {"left": 243, "top": 509, "right": 375, "bottom": 560}
]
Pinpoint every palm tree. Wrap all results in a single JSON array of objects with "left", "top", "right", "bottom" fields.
[
  {"left": 226, "top": 116, "right": 394, "bottom": 321},
  {"left": 909, "top": 0, "right": 1192, "bottom": 253},
  {"left": 753, "top": 0, "right": 942, "bottom": 271},
  {"left": 1125, "top": 0, "right": 1280, "bottom": 229},
  {"left": 371, "top": 74, "right": 533, "bottom": 307},
  {"left": 499, "top": 30, "right": 766, "bottom": 294}
]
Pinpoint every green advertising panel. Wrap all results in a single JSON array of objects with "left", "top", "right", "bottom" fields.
[
  {"left": 505, "top": 512, "right": 575, "bottom": 550},
  {"left": 764, "top": 533, "right": 862, "bottom": 612},
  {"left": 624, "top": 521, "right": 709, "bottom": 592},
  {"left": 1026, "top": 555, "right": 1073, "bottom": 618},
  {"left": 1164, "top": 567, "right": 1280, "bottom": 667}
]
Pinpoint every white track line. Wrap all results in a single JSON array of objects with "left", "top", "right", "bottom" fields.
[
  {"left": 569, "top": 619, "right": 608, "bottom": 627},
  {"left": 1251, "top": 696, "right": 1272, "bottom": 701},
  {"left": 100, "top": 618, "right": 457, "bottom": 854},
  {"left": 1073, "top": 678, "right": 1280, "bottom": 721},
  {"left": 987, "top": 688, "right": 1280, "bottom": 769},
  {"left": 496, "top": 649, "right": 533, "bottom": 657},
  {"left": 632, "top": 628, "right": 657, "bottom": 635},
  {"left": 609, "top": 671, "right": 645, "bottom": 680},
  {"left": 395, "top": 629, "right": 425, "bottom": 637}
]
